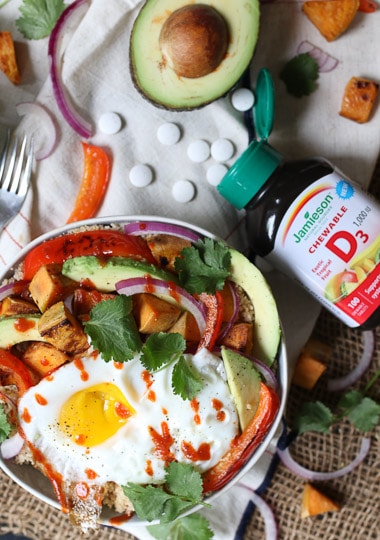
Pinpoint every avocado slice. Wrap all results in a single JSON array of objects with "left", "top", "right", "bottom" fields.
[
  {"left": 0, "top": 316, "right": 44, "bottom": 349},
  {"left": 221, "top": 347, "right": 261, "bottom": 431},
  {"left": 129, "top": 0, "right": 260, "bottom": 110},
  {"left": 228, "top": 249, "right": 281, "bottom": 366},
  {"left": 61, "top": 256, "right": 177, "bottom": 292}
]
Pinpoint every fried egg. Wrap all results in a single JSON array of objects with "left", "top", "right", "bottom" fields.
[{"left": 18, "top": 348, "right": 238, "bottom": 486}]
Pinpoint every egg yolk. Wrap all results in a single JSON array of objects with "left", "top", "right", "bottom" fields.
[{"left": 59, "top": 383, "right": 135, "bottom": 447}]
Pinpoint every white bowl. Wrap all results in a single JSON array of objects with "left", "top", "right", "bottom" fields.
[{"left": 0, "top": 215, "right": 288, "bottom": 530}]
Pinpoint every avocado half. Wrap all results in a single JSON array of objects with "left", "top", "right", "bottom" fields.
[{"left": 129, "top": 0, "right": 260, "bottom": 110}]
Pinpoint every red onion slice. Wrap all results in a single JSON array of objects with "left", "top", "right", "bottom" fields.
[
  {"left": 0, "top": 281, "right": 28, "bottom": 301},
  {"left": 16, "top": 102, "right": 58, "bottom": 160},
  {"left": 296, "top": 40, "right": 339, "bottom": 73},
  {"left": 48, "top": 0, "right": 93, "bottom": 138},
  {"left": 239, "top": 484, "right": 278, "bottom": 539},
  {"left": 1, "top": 431, "right": 24, "bottom": 460},
  {"left": 124, "top": 221, "right": 201, "bottom": 243},
  {"left": 327, "top": 330, "right": 375, "bottom": 392},
  {"left": 115, "top": 276, "right": 206, "bottom": 335},
  {"left": 277, "top": 437, "right": 371, "bottom": 481},
  {"left": 218, "top": 281, "right": 240, "bottom": 340}
]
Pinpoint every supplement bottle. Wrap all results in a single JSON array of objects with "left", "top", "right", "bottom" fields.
[{"left": 218, "top": 69, "right": 380, "bottom": 329}]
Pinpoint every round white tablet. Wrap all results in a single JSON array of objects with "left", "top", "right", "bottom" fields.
[
  {"left": 129, "top": 164, "right": 153, "bottom": 187},
  {"left": 211, "top": 138, "right": 234, "bottom": 162},
  {"left": 172, "top": 180, "right": 195, "bottom": 203},
  {"left": 98, "top": 112, "right": 122, "bottom": 134},
  {"left": 157, "top": 122, "right": 181, "bottom": 145},
  {"left": 206, "top": 163, "right": 229, "bottom": 186},
  {"left": 187, "top": 140, "right": 210, "bottom": 163},
  {"left": 230, "top": 88, "right": 255, "bottom": 112}
]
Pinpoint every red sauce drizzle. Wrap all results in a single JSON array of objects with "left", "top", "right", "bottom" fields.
[
  {"left": 181, "top": 441, "right": 211, "bottom": 461},
  {"left": 40, "top": 358, "right": 49, "bottom": 367},
  {"left": 85, "top": 468, "right": 98, "bottom": 480},
  {"left": 212, "top": 398, "right": 226, "bottom": 422},
  {"left": 75, "top": 433, "right": 87, "bottom": 446},
  {"left": 74, "top": 358, "right": 89, "bottom": 381},
  {"left": 21, "top": 407, "right": 32, "bottom": 423},
  {"left": 115, "top": 401, "right": 132, "bottom": 419},
  {"left": 167, "top": 281, "right": 180, "bottom": 303},
  {"left": 145, "top": 459, "right": 154, "bottom": 477},
  {"left": 14, "top": 317, "right": 36, "bottom": 332},
  {"left": 34, "top": 393, "right": 48, "bottom": 406},
  {"left": 113, "top": 361, "right": 123, "bottom": 370},
  {"left": 141, "top": 369, "right": 156, "bottom": 402},
  {"left": 190, "top": 398, "right": 201, "bottom": 425},
  {"left": 144, "top": 274, "right": 156, "bottom": 294},
  {"left": 162, "top": 407, "right": 168, "bottom": 416},
  {"left": 148, "top": 422, "right": 174, "bottom": 465}
]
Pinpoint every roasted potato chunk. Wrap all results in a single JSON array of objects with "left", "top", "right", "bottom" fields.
[
  {"left": 0, "top": 297, "right": 39, "bottom": 317},
  {"left": 339, "top": 77, "right": 379, "bottom": 123},
  {"left": 22, "top": 342, "right": 69, "bottom": 377},
  {"left": 168, "top": 311, "right": 201, "bottom": 342},
  {"left": 146, "top": 234, "right": 192, "bottom": 270},
  {"left": 133, "top": 293, "right": 181, "bottom": 334},
  {"left": 220, "top": 322, "right": 254, "bottom": 354},
  {"left": 0, "top": 31, "right": 21, "bottom": 84},
  {"left": 302, "top": 0, "right": 359, "bottom": 42},
  {"left": 29, "top": 264, "right": 77, "bottom": 313}
]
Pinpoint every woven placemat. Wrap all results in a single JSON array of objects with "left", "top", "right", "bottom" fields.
[{"left": 1, "top": 159, "right": 379, "bottom": 540}]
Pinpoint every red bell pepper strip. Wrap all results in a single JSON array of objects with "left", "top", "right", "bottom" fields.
[
  {"left": 66, "top": 142, "right": 111, "bottom": 224},
  {"left": 0, "top": 349, "right": 34, "bottom": 396},
  {"left": 197, "top": 291, "right": 224, "bottom": 352},
  {"left": 358, "top": 0, "right": 377, "bottom": 12},
  {"left": 22, "top": 229, "right": 157, "bottom": 281},
  {"left": 202, "top": 382, "right": 280, "bottom": 494}
]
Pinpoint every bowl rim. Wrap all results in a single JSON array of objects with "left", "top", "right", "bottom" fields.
[{"left": 0, "top": 214, "right": 288, "bottom": 529}]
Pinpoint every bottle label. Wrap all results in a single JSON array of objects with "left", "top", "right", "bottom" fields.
[{"left": 267, "top": 172, "right": 380, "bottom": 327}]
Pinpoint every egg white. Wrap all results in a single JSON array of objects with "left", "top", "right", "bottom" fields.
[{"left": 18, "top": 348, "right": 238, "bottom": 485}]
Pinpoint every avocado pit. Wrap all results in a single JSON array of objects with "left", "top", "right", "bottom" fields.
[{"left": 159, "top": 4, "right": 229, "bottom": 79}]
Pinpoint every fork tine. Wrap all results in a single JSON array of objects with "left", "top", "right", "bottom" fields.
[
  {"left": 9, "top": 135, "right": 28, "bottom": 194},
  {"left": 0, "top": 129, "right": 11, "bottom": 184},
  {"left": 1, "top": 134, "right": 18, "bottom": 191},
  {"left": 16, "top": 137, "right": 34, "bottom": 196}
]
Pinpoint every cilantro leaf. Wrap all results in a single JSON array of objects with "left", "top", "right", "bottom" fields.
[
  {"left": 175, "top": 239, "right": 231, "bottom": 294},
  {"left": 280, "top": 53, "right": 319, "bottom": 98},
  {"left": 148, "top": 513, "right": 214, "bottom": 540},
  {"left": 123, "top": 463, "right": 206, "bottom": 524},
  {"left": 338, "top": 391, "right": 380, "bottom": 432},
  {"left": 0, "top": 405, "right": 11, "bottom": 443},
  {"left": 141, "top": 333, "right": 186, "bottom": 372},
  {"left": 16, "top": 0, "right": 67, "bottom": 40},
  {"left": 294, "top": 401, "right": 334, "bottom": 435},
  {"left": 84, "top": 295, "right": 142, "bottom": 362},
  {"left": 172, "top": 357, "right": 204, "bottom": 400}
]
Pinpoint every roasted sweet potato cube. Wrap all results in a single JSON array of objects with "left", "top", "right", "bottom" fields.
[
  {"left": 133, "top": 293, "right": 181, "bottom": 334},
  {"left": 146, "top": 234, "right": 192, "bottom": 270},
  {"left": 292, "top": 352, "right": 327, "bottom": 390},
  {"left": 301, "top": 483, "right": 340, "bottom": 518},
  {"left": 29, "top": 264, "right": 77, "bottom": 312},
  {"left": 0, "top": 32, "right": 21, "bottom": 84},
  {"left": 38, "top": 301, "right": 89, "bottom": 354},
  {"left": 73, "top": 288, "right": 116, "bottom": 317},
  {"left": 168, "top": 311, "right": 201, "bottom": 341},
  {"left": 22, "top": 342, "right": 69, "bottom": 377},
  {"left": 339, "top": 77, "right": 379, "bottom": 123},
  {"left": 220, "top": 322, "right": 253, "bottom": 354},
  {"left": 0, "top": 296, "right": 39, "bottom": 316},
  {"left": 302, "top": 0, "right": 359, "bottom": 42},
  {"left": 219, "top": 283, "right": 236, "bottom": 322}
]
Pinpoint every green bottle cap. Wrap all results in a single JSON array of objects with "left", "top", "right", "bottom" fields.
[{"left": 217, "top": 68, "right": 283, "bottom": 210}]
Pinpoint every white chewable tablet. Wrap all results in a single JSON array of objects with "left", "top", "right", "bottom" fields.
[
  {"left": 129, "top": 164, "right": 153, "bottom": 187},
  {"left": 98, "top": 112, "right": 122, "bottom": 134},
  {"left": 187, "top": 139, "right": 210, "bottom": 163},
  {"left": 206, "top": 163, "right": 229, "bottom": 186},
  {"left": 230, "top": 88, "right": 255, "bottom": 112},
  {"left": 172, "top": 180, "right": 195, "bottom": 203},
  {"left": 211, "top": 138, "right": 234, "bottom": 162},
  {"left": 157, "top": 122, "right": 181, "bottom": 145}
]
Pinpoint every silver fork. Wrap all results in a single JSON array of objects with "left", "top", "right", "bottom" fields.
[{"left": 0, "top": 128, "right": 33, "bottom": 229}]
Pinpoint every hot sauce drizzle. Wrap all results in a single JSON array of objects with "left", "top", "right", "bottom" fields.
[
  {"left": 181, "top": 441, "right": 211, "bottom": 461},
  {"left": 14, "top": 317, "right": 36, "bottom": 332},
  {"left": 34, "top": 393, "right": 48, "bottom": 406},
  {"left": 148, "top": 422, "right": 174, "bottom": 465},
  {"left": 73, "top": 358, "right": 89, "bottom": 381},
  {"left": 141, "top": 369, "right": 156, "bottom": 402},
  {"left": 190, "top": 398, "right": 201, "bottom": 425},
  {"left": 212, "top": 398, "right": 226, "bottom": 422}
]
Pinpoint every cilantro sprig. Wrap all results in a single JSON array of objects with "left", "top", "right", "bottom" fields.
[
  {"left": 16, "top": 0, "right": 67, "bottom": 40},
  {"left": 295, "top": 369, "right": 380, "bottom": 434},
  {"left": 175, "top": 238, "right": 231, "bottom": 294},
  {"left": 148, "top": 513, "right": 214, "bottom": 540},
  {"left": 0, "top": 404, "right": 11, "bottom": 443},
  {"left": 280, "top": 53, "right": 319, "bottom": 98},
  {"left": 84, "top": 295, "right": 142, "bottom": 362},
  {"left": 123, "top": 462, "right": 211, "bottom": 524}
]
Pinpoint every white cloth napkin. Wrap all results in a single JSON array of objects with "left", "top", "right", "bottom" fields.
[{"left": 0, "top": 1, "right": 378, "bottom": 538}]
